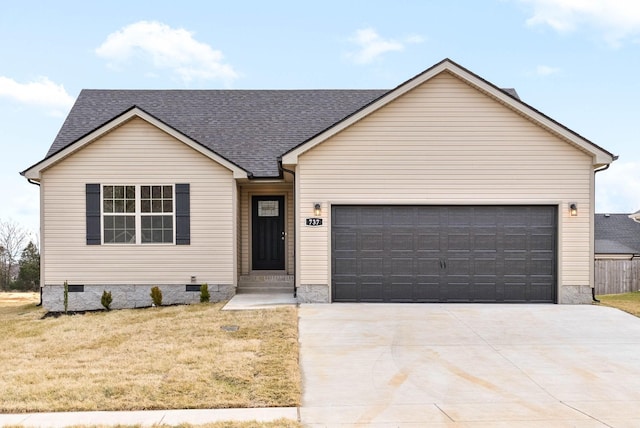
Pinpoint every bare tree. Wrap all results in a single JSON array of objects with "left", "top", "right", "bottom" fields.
[{"left": 0, "top": 219, "right": 28, "bottom": 290}]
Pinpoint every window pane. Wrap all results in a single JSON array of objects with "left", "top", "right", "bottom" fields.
[
  {"left": 152, "top": 200, "right": 161, "bottom": 212},
  {"left": 163, "top": 186, "right": 172, "bottom": 198},
  {"left": 103, "top": 186, "right": 113, "bottom": 198},
  {"left": 152, "top": 186, "right": 161, "bottom": 198},
  {"left": 104, "top": 200, "right": 113, "bottom": 213},
  {"left": 104, "top": 215, "right": 135, "bottom": 244},
  {"left": 114, "top": 186, "right": 124, "bottom": 198},
  {"left": 163, "top": 200, "right": 173, "bottom": 213},
  {"left": 126, "top": 186, "right": 135, "bottom": 199},
  {"left": 114, "top": 200, "right": 124, "bottom": 213},
  {"left": 141, "top": 186, "right": 150, "bottom": 199},
  {"left": 141, "top": 199, "right": 150, "bottom": 213},
  {"left": 126, "top": 200, "right": 135, "bottom": 213},
  {"left": 141, "top": 215, "right": 173, "bottom": 244}
]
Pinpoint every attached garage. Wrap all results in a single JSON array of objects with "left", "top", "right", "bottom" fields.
[{"left": 332, "top": 205, "right": 557, "bottom": 303}]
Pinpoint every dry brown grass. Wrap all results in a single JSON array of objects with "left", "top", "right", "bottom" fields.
[
  {"left": 0, "top": 294, "right": 300, "bottom": 413},
  {"left": 597, "top": 291, "right": 640, "bottom": 317},
  {"left": 0, "top": 292, "right": 39, "bottom": 306},
  {"left": 5, "top": 421, "right": 302, "bottom": 428}
]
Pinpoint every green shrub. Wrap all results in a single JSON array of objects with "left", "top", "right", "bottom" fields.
[
  {"left": 200, "top": 283, "right": 210, "bottom": 303},
  {"left": 101, "top": 290, "right": 112, "bottom": 310},
  {"left": 63, "top": 280, "right": 69, "bottom": 314},
  {"left": 150, "top": 286, "right": 163, "bottom": 307}
]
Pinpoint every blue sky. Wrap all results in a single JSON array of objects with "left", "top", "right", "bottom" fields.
[{"left": 1, "top": 0, "right": 639, "bottom": 235}]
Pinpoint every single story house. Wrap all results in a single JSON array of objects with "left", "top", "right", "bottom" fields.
[
  {"left": 22, "top": 59, "right": 616, "bottom": 311},
  {"left": 594, "top": 213, "right": 640, "bottom": 294}
]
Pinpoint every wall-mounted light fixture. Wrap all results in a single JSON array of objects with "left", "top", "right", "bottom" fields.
[
  {"left": 191, "top": 275, "right": 197, "bottom": 284},
  {"left": 569, "top": 203, "right": 578, "bottom": 217},
  {"left": 314, "top": 203, "right": 321, "bottom": 216}
]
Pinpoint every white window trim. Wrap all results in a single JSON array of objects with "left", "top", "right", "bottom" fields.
[{"left": 101, "top": 184, "right": 176, "bottom": 245}]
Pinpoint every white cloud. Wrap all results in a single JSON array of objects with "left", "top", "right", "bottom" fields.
[
  {"left": 518, "top": 0, "right": 640, "bottom": 45},
  {"left": 535, "top": 64, "right": 560, "bottom": 76},
  {"left": 0, "top": 76, "right": 74, "bottom": 111},
  {"left": 95, "top": 21, "right": 238, "bottom": 84},
  {"left": 595, "top": 161, "right": 640, "bottom": 213},
  {"left": 347, "top": 28, "right": 424, "bottom": 64}
]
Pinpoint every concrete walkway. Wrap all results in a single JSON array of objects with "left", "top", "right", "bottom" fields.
[
  {"left": 0, "top": 407, "right": 298, "bottom": 426},
  {"left": 299, "top": 303, "right": 640, "bottom": 427}
]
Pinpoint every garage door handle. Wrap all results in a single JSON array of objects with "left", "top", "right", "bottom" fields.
[{"left": 439, "top": 259, "right": 447, "bottom": 269}]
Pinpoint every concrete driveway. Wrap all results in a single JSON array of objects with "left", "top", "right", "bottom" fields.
[{"left": 299, "top": 304, "right": 640, "bottom": 427}]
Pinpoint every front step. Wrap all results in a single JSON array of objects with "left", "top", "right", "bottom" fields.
[{"left": 237, "top": 274, "right": 294, "bottom": 294}]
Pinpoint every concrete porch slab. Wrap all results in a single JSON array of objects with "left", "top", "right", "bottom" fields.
[{"left": 222, "top": 292, "right": 297, "bottom": 310}]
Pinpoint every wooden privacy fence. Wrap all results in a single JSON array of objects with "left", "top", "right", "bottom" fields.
[{"left": 595, "top": 259, "right": 640, "bottom": 295}]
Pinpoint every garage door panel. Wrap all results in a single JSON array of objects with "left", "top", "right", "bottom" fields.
[
  {"left": 332, "top": 205, "right": 556, "bottom": 303},
  {"left": 360, "top": 232, "right": 384, "bottom": 251},
  {"left": 390, "top": 258, "right": 413, "bottom": 274},
  {"left": 473, "top": 282, "right": 498, "bottom": 302},
  {"left": 332, "top": 281, "right": 357, "bottom": 301},
  {"left": 333, "top": 257, "right": 357, "bottom": 275},
  {"left": 417, "top": 257, "right": 441, "bottom": 275},
  {"left": 360, "top": 281, "right": 384, "bottom": 302},
  {"left": 474, "top": 233, "right": 498, "bottom": 250},
  {"left": 361, "top": 258, "right": 384, "bottom": 275},
  {"left": 390, "top": 233, "right": 414, "bottom": 250}
]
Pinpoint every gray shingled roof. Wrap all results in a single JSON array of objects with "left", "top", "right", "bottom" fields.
[
  {"left": 595, "top": 214, "right": 640, "bottom": 254},
  {"left": 43, "top": 85, "right": 529, "bottom": 178},
  {"left": 47, "top": 89, "right": 388, "bottom": 177}
]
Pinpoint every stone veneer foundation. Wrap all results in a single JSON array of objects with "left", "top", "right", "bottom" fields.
[{"left": 41, "top": 284, "right": 235, "bottom": 312}]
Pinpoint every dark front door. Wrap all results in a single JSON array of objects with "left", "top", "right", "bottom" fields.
[{"left": 252, "top": 196, "right": 285, "bottom": 270}]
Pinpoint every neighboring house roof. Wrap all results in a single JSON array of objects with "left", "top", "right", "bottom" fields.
[
  {"left": 22, "top": 58, "right": 616, "bottom": 179},
  {"left": 595, "top": 214, "right": 640, "bottom": 255}
]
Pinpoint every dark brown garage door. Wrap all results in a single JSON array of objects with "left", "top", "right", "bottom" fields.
[{"left": 331, "top": 205, "right": 557, "bottom": 303}]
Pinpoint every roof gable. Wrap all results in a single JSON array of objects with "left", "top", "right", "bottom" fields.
[
  {"left": 22, "top": 107, "right": 250, "bottom": 180},
  {"left": 282, "top": 58, "right": 615, "bottom": 167}
]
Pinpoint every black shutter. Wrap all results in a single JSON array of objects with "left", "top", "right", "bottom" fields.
[
  {"left": 86, "top": 184, "right": 101, "bottom": 245},
  {"left": 175, "top": 183, "right": 190, "bottom": 245}
]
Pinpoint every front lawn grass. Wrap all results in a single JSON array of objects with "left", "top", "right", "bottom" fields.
[
  {"left": 5, "top": 421, "right": 302, "bottom": 428},
  {"left": 597, "top": 291, "right": 640, "bottom": 317},
  {"left": 0, "top": 294, "right": 299, "bottom": 413}
]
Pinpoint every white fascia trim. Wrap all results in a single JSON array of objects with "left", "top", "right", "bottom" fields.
[
  {"left": 23, "top": 108, "right": 249, "bottom": 180},
  {"left": 281, "top": 60, "right": 615, "bottom": 167}
]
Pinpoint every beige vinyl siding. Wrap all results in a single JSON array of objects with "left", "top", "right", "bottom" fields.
[
  {"left": 296, "top": 71, "right": 593, "bottom": 288},
  {"left": 41, "top": 117, "right": 236, "bottom": 286},
  {"left": 239, "top": 184, "right": 294, "bottom": 274}
]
